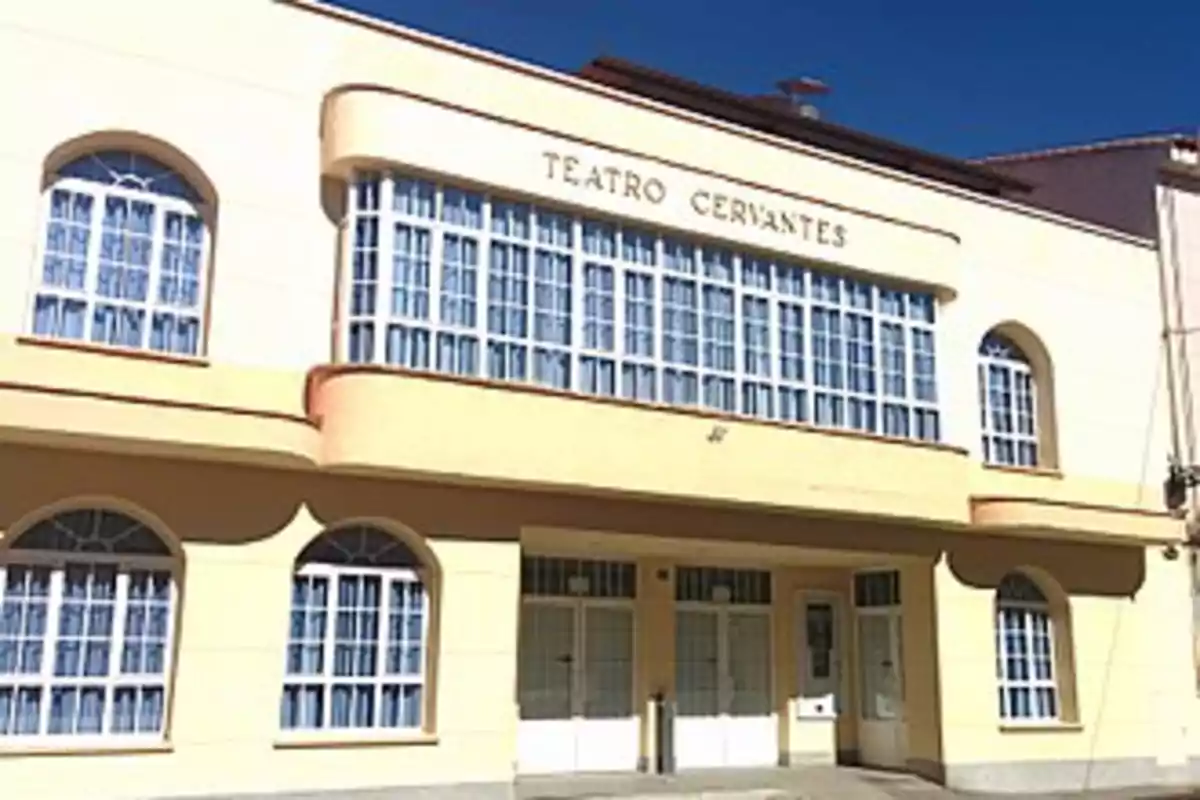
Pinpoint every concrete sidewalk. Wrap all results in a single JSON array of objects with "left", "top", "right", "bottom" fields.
[{"left": 515, "top": 766, "right": 1197, "bottom": 800}]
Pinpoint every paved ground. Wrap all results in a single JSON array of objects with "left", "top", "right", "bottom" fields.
[{"left": 515, "top": 767, "right": 1199, "bottom": 800}]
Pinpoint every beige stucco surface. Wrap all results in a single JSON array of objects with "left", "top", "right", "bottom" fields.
[{"left": 0, "top": 1, "right": 1194, "bottom": 797}]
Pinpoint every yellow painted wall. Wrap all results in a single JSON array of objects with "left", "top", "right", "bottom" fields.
[
  {"left": 0, "top": 447, "right": 523, "bottom": 798},
  {"left": 934, "top": 539, "right": 1193, "bottom": 774},
  {"left": 0, "top": 0, "right": 1194, "bottom": 795}
]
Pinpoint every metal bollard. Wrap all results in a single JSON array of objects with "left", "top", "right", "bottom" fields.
[{"left": 652, "top": 690, "right": 676, "bottom": 775}]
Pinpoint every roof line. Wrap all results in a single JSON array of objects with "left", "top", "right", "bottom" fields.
[
  {"left": 976, "top": 132, "right": 1200, "bottom": 164},
  {"left": 579, "top": 56, "right": 1031, "bottom": 197}
]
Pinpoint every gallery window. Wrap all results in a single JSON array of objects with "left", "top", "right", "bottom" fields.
[
  {"left": 279, "top": 526, "right": 430, "bottom": 734},
  {"left": 29, "top": 149, "right": 210, "bottom": 356},
  {"left": 0, "top": 508, "right": 178, "bottom": 740},
  {"left": 995, "top": 572, "right": 1058, "bottom": 722},
  {"left": 342, "top": 172, "right": 941, "bottom": 442}
]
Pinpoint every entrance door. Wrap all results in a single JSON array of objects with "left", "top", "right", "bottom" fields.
[
  {"left": 517, "top": 557, "right": 638, "bottom": 775},
  {"left": 673, "top": 567, "right": 776, "bottom": 770},
  {"left": 853, "top": 570, "right": 905, "bottom": 769}
]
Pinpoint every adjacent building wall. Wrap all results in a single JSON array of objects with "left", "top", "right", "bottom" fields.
[{"left": 983, "top": 145, "right": 1169, "bottom": 238}]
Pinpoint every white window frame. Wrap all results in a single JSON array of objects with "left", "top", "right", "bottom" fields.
[
  {"left": 340, "top": 171, "right": 941, "bottom": 443},
  {"left": 995, "top": 592, "right": 1059, "bottom": 723},
  {"left": 978, "top": 334, "right": 1039, "bottom": 467},
  {"left": 279, "top": 562, "right": 429, "bottom": 740},
  {"left": 27, "top": 154, "right": 211, "bottom": 356},
  {"left": 0, "top": 549, "right": 178, "bottom": 747}
]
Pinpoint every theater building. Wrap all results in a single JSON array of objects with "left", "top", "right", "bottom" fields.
[{"left": 0, "top": 1, "right": 1193, "bottom": 797}]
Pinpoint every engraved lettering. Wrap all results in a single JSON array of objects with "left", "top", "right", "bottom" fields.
[
  {"left": 798, "top": 214, "right": 814, "bottom": 240},
  {"left": 643, "top": 178, "right": 666, "bottom": 204},
  {"left": 729, "top": 198, "right": 748, "bottom": 225},
  {"left": 539, "top": 149, "right": 850, "bottom": 249},
  {"left": 624, "top": 172, "right": 642, "bottom": 200},
  {"left": 584, "top": 166, "right": 605, "bottom": 191},
  {"left": 816, "top": 219, "right": 831, "bottom": 246},
  {"left": 604, "top": 166, "right": 621, "bottom": 194},
  {"left": 562, "top": 156, "right": 581, "bottom": 185},
  {"left": 711, "top": 192, "right": 729, "bottom": 221}
]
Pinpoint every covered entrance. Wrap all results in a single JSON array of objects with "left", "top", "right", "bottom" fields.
[
  {"left": 517, "top": 555, "right": 639, "bottom": 775},
  {"left": 853, "top": 570, "right": 906, "bottom": 769},
  {"left": 674, "top": 566, "right": 777, "bottom": 769}
]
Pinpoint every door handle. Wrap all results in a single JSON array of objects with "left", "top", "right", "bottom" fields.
[{"left": 556, "top": 654, "right": 574, "bottom": 664}]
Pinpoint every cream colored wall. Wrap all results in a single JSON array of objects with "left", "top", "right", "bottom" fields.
[
  {"left": 0, "top": 446, "right": 522, "bottom": 800},
  {"left": 0, "top": 0, "right": 1191, "bottom": 792},
  {"left": 933, "top": 541, "right": 1194, "bottom": 775},
  {"left": 0, "top": 0, "right": 1170, "bottom": 491}
]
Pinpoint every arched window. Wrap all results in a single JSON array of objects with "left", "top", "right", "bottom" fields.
[
  {"left": 0, "top": 508, "right": 177, "bottom": 740},
  {"left": 30, "top": 149, "right": 209, "bottom": 356},
  {"left": 995, "top": 572, "right": 1057, "bottom": 722},
  {"left": 978, "top": 331, "right": 1038, "bottom": 467},
  {"left": 280, "top": 525, "right": 429, "bottom": 733}
]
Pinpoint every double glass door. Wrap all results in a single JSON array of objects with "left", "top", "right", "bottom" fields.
[
  {"left": 517, "top": 599, "right": 637, "bottom": 774},
  {"left": 674, "top": 606, "right": 776, "bottom": 769}
]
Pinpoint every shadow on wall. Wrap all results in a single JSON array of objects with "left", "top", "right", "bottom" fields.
[
  {"left": 946, "top": 539, "right": 1145, "bottom": 598},
  {"left": 0, "top": 443, "right": 964, "bottom": 556}
]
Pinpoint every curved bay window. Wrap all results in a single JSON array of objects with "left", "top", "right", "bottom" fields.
[
  {"left": 30, "top": 149, "right": 209, "bottom": 356},
  {"left": 995, "top": 572, "right": 1057, "bottom": 722},
  {"left": 342, "top": 172, "right": 941, "bottom": 442},
  {"left": 0, "top": 509, "right": 177, "bottom": 740},
  {"left": 280, "top": 526, "right": 429, "bottom": 734},
  {"left": 978, "top": 331, "right": 1038, "bottom": 467}
]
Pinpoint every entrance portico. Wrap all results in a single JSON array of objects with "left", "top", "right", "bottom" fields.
[{"left": 515, "top": 527, "right": 942, "bottom": 778}]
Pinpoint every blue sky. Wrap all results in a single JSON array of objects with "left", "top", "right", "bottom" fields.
[{"left": 336, "top": 0, "right": 1198, "bottom": 159}]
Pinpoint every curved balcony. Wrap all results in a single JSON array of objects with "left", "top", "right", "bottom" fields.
[
  {"left": 969, "top": 466, "right": 1180, "bottom": 545},
  {"left": 306, "top": 364, "right": 973, "bottom": 525},
  {"left": 320, "top": 85, "right": 961, "bottom": 298}
]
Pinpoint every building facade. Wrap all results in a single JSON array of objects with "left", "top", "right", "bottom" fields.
[
  {"left": 0, "top": 2, "right": 1193, "bottom": 798},
  {"left": 983, "top": 135, "right": 1200, "bottom": 685}
]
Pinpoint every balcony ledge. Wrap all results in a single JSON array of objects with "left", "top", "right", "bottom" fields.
[
  {"left": 0, "top": 380, "right": 320, "bottom": 470},
  {"left": 306, "top": 364, "right": 972, "bottom": 525},
  {"left": 971, "top": 495, "right": 1180, "bottom": 545}
]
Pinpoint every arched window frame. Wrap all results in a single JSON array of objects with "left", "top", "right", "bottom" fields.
[
  {"left": 279, "top": 525, "right": 433, "bottom": 737},
  {"left": 28, "top": 149, "right": 211, "bottom": 357},
  {"left": 0, "top": 507, "right": 179, "bottom": 742},
  {"left": 978, "top": 331, "right": 1039, "bottom": 467},
  {"left": 994, "top": 572, "right": 1058, "bottom": 722}
]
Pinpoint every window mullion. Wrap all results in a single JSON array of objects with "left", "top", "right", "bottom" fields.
[
  {"left": 339, "top": 176, "right": 359, "bottom": 362},
  {"left": 477, "top": 207, "right": 492, "bottom": 370},
  {"left": 38, "top": 567, "right": 65, "bottom": 736},
  {"left": 869, "top": 288, "right": 883, "bottom": 434},
  {"left": 613, "top": 233, "right": 627, "bottom": 370},
  {"left": 375, "top": 577, "right": 391, "bottom": 729},
  {"left": 142, "top": 202, "right": 166, "bottom": 350},
  {"left": 377, "top": 175, "right": 397, "bottom": 367},
  {"left": 104, "top": 569, "right": 130, "bottom": 734},
  {"left": 570, "top": 218, "right": 584, "bottom": 393},
  {"left": 653, "top": 237, "right": 665, "bottom": 402},
  {"left": 160, "top": 572, "right": 179, "bottom": 726},
  {"left": 428, "top": 205, "right": 446, "bottom": 338},
  {"left": 321, "top": 575, "right": 338, "bottom": 730},
  {"left": 82, "top": 189, "right": 107, "bottom": 343},
  {"left": 732, "top": 254, "right": 744, "bottom": 413}
]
